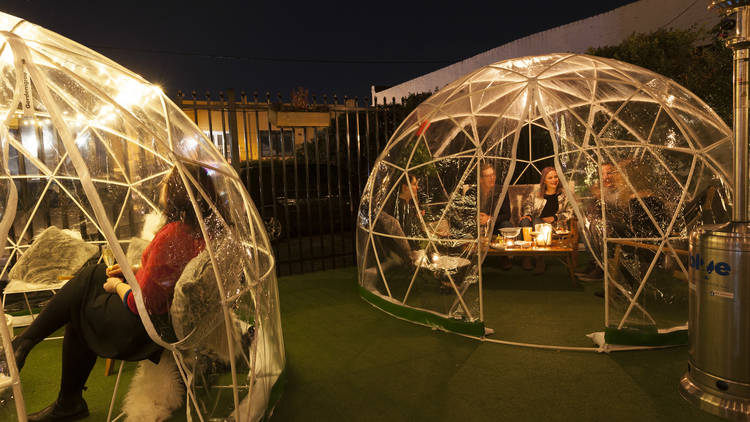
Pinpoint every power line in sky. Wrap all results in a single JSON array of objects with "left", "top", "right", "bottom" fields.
[{"left": 91, "top": 44, "right": 455, "bottom": 65}]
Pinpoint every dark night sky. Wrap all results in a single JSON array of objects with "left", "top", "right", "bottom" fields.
[{"left": 2, "top": 1, "right": 638, "bottom": 100}]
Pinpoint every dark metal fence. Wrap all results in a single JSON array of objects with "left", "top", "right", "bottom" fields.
[{"left": 176, "top": 90, "right": 411, "bottom": 276}]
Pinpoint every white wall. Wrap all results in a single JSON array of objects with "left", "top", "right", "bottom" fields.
[{"left": 373, "top": 0, "right": 721, "bottom": 104}]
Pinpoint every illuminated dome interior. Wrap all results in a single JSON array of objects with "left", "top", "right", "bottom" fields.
[{"left": 357, "top": 53, "right": 732, "bottom": 347}]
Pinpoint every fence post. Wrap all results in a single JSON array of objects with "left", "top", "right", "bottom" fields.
[
  {"left": 169, "top": 88, "right": 400, "bottom": 275},
  {"left": 226, "top": 88, "right": 241, "bottom": 171}
]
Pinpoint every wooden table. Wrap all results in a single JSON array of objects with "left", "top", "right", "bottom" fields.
[{"left": 484, "top": 239, "right": 578, "bottom": 285}]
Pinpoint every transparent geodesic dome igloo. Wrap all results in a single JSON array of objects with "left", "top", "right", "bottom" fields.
[
  {"left": 357, "top": 53, "right": 733, "bottom": 346},
  {"left": 0, "top": 12, "right": 284, "bottom": 421}
]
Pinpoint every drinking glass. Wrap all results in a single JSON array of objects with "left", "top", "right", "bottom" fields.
[
  {"left": 102, "top": 246, "right": 114, "bottom": 267},
  {"left": 522, "top": 227, "right": 532, "bottom": 242}
]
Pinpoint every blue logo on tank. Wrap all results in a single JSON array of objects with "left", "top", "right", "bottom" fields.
[{"left": 689, "top": 253, "right": 731, "bottom": 277}]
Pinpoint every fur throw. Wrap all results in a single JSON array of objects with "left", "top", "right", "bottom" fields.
[
  {"left": 171, "top": 238, "right": 244, "bottom": 361},
  {"left": 8, "top": 226, "right": 98, "bottom": 285},
  {"left": 170, "top": 248, "right": 223, "bottom": 341},
  {"left": 125, "top": 212, "right": 164, "bottom": 269},
  {"left": 122, "top": 351, "right": 184, "bottom": 422},
  {"left": 126, "top": 238, "right": 150, "bottom": 268},
  {"left": 140, "top": 212, "right": 165, "bottom": 241}
]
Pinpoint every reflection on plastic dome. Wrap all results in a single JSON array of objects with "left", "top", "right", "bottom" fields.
[
  {"left": 357, "top": 53, "right": 732, "bottom": 344},
  {"left": 0, "top": 12, "right": 284, "bottom": 421}
]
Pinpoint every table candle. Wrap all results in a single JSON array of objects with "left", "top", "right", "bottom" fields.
[
  {"left": 535, "top": 233, "right": 544, "bottom": 246},
  {"left": 538, "top": 224, "right": 553, "bottom": 246}
]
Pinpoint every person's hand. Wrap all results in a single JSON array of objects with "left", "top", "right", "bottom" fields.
[
  {"left": 429, "top": 219, "right": 450, "bottom": 237},
  {"left": 106, "top": 264, "right": 122, "bottom": 278},
  {"left": 542, "top": 216, "right": 554, "bottom": 223},
  {"left": 103, "top": 277, "right": 123, "bottom": 293},
  {"left": 479, "top": 212, "right": 491, "bottom": 225},
  {"left": 435, "top": 220, "right": 450, "bottom": 237}
]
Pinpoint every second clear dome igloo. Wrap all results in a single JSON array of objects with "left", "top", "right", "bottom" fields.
[{"left": 357, "top": 53, "right": 733, "bottom": 347}]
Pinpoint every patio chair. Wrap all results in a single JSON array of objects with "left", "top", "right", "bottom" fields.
[
  {"left": 361, "top": 211, "right": 415, "bottom": 291},
  {"left": 2, "top": 226, "right": 98, "bottom": 327}
]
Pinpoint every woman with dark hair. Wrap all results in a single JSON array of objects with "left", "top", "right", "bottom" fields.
[
  {"left": 519, "top": 166, "right": 572, "bottom": 273},
  {"left": 11, "top": 164, "right": 218, "bottom": 422}
]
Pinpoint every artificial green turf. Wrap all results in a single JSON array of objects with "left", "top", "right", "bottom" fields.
[
  {"left": 481, "top": 257, "right": 603, "bottom": 347},
  {"left": 13, "top": 329, "right": 137, "bottom": 420},
  {"left": 13, "top": 263, "right": 722, "bottom": 421}
]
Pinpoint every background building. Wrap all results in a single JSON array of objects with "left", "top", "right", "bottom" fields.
[{"left": 372, "top": 0, "right": 720, "bottom": 104}]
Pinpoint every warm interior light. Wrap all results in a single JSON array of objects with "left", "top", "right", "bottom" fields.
[
  {"left": 75, "top": 131, "right": 90, "bottom": 147},
  {"left": 21, "top": 123, "right": 38, "bottom": 153},
  {"left": 184, "top": 137, "right": 198, "bottom": 151},
  {"left": 0, "top": 44, "right": 13, "bottom": 64},
  {"left": 535, "top": 224, "right": 553, "bottom": 246},
  {"left": 113, "top": 78, "right": 157, "bottom": 108}
]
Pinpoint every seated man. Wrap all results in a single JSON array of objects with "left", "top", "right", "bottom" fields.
[
  {"left": 387, "top": 173, "right": 426, "bottom": 248},
  {"left": 361, "top": 174, "right": 426, "bottom": 291},
  {"left": 479, "top": 163, "right": 512, "bottom": 235},
  {"left": 460, "top": 163, "right": 512, "bottom": 269},
  {"left": 459, "top": 163, "right": 512, "bottom": 235},
  {"left": 577, "top": 160, "right": 629, "bottom": 282},
  {"left": 614, "top": 160, "right": 670, "bottom": 291}
]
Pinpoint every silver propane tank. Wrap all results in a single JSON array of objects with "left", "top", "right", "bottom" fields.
[
  {"left": 681, "top": 2, "right": 750, "bottom": 419},
  {"left": 680, "top": 223, "right": 750, "bottom": 419}
]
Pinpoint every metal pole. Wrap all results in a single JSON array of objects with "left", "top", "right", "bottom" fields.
[
  {"left": 732, "top": 7, "right": 750, "bottom": 221},
  {"left": 227, "top": 89, "right": 242, "bottom": 172}
]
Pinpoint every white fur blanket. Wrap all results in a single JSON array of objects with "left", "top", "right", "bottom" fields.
[{"left": 122, "top": 351, "right": 184, "bottom": 422}]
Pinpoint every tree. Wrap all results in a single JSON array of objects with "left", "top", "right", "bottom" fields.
[{"left": 587, "top": 26, "right": 732, "bottom": 125}]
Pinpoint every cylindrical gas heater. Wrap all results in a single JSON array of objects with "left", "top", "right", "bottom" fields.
[{"left": 679, "top": 1, "right": 750, "bottom": 419}]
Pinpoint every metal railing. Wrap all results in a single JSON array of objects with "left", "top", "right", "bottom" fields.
[{"left": 176, "top": 90, "right": 409, "bottom": 276}]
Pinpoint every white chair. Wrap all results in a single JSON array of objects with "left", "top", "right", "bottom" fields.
[
  {"left": 3, "top": 278, "right": 69, "bottom": 327},
  {"left": 2, "top": 226, "right": 98, "bottom": 327}
]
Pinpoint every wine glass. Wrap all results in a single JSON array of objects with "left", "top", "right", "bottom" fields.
[{"left": 102, "top": 246, "right": 114, "bottom": 267}]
